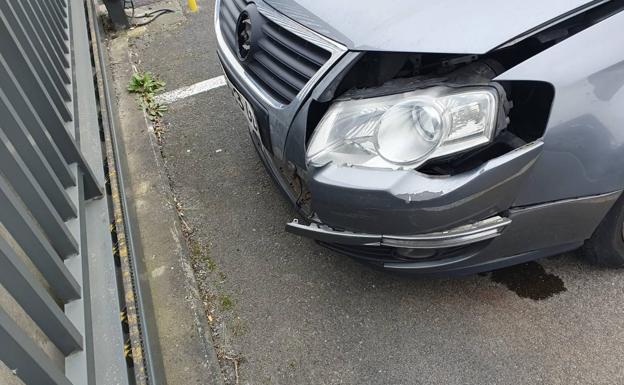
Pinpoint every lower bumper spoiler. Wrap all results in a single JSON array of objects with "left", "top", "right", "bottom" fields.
[{"left": 286, "top": 216, "right": 511, "bottom": 249}]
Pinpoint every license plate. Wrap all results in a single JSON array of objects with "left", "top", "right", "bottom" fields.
[{"left": 226, "top": 78, "right": 259, "bottom": 137}]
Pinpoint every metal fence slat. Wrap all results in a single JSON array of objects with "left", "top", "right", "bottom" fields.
[
  {"left": 0, "top": 91, "right": 77, "bottom": 221},
  {"left": 0, "top": 128, "right": 79, "bottom": 257},
  {"left": 40, "top": 0, "right": 69, "bottom": 41},
  {"left": 0, "top": 7, "right": 72, "bottom": 122},
  {"left": 0, "top": 175, "right": 81, "bottom": 302},
  {"left": 48, "top": 0, "right": 69, "bottom": 31},
  {"left": 0, "top": 2, "right": 71, "bottom": 106},
  {"left": 0, "top": 15, "right": 73, "bottom": 124},
  {"left": 13, "top": 0, "right": 71, "bottom": 90},
  {"left": 0, "top": 53, "right": 100, "bottom": 200},
  {"left": 19, "top": 0, "right": 71, "bottom": 83},
  {"left": 51, "top": 0, "right": 69, "bottom": 19},
  {"left": 23, "top": 0, "right": 70, "bottom": 71},
  {"left": 25, "top": 0, "right": 69, "bottom": 66},
  {"left": 0, "top": 236, "right": 83, "bottom": 355},
  {"left": 33, "top": 0, "right": 69, "bottom": 53},
  {"left": 0, "top": 307, "right": 73, "bottom": 385},
  {"left": 0, "top": 58, "right": 75, "bottom": 188}
]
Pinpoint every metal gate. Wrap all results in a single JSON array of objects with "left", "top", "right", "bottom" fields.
[{"left": 0, "top": 0, "right": 130, "bottom": 384}]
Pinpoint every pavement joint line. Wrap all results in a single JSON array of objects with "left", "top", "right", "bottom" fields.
[{"left": 156, "top": 75, "right": 226, "bottom": 104}]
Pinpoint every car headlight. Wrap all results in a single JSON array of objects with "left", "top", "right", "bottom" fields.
[{"left": 306, "top": 86, "right": 500, "bottom": 169}]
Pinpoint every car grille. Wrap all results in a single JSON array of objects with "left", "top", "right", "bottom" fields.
[{"left": 219, "top": 0, "right": 331, "bottom": 104}]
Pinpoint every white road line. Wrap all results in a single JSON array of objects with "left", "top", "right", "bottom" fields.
[{"left": 155, "top": 75, "right": 227, "bottom": 104}]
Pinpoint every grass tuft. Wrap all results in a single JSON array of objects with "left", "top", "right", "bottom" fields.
[
  {"left": 127, "top": 71, "right": 168, "bottom": 121},
  {"left": 220, "top": 294, "right": 234, "bottom": 311}
]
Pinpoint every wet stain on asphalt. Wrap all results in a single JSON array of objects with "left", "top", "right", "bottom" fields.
[{"left": 488, "top": 261, "right": 567, "bottom": 300}]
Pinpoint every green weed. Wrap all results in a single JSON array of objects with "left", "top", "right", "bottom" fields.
[{"left": 127, "top": 72, "right": 168, "bottom": 121}]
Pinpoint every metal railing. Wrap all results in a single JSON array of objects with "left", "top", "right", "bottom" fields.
[{"left": 0, "top": 0, "right": 130, "bottom": 384}]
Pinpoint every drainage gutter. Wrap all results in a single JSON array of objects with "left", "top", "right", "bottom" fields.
[{"left": 86, "top": 1, "right": 165, "bottom": 383}]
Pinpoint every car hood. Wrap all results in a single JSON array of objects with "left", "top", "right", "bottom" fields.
[{"left": 262, "top": 0, "right": 597, "bottom": 53}]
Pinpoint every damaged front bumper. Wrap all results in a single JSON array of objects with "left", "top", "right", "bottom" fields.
[
  {"left": 284, "top": 191, "right": 621, "bottom": 274},
  {"left": 271, "top": 133, "right": 618, "bottom": 274},
  {"left": 305, "top": 141, "right": 543, "bottom": 235}
]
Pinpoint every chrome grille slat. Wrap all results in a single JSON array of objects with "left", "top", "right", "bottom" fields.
[
  {"left": 220, "top": 6, "right": 236, "bottom": 34},
  {"left": 232, "top": 0, "right": 246, "bottom": 11},
  {"left": 261, "top": 22, "right": 329, "bottom": 67},
  {"left": 222, "top": 0, "right": 237, "bottom": 23},
  {"left": 218, "top": 0, "right": 331, "bottom": 104},
  {"left": 254, "top": 51, "right": 307, "bottom": 90},
  {"left": 257, "top": 37, "right": 317, "bottom": 78},
  {"left": 247, "top": 61, "right": 298, "bottom": 102}
]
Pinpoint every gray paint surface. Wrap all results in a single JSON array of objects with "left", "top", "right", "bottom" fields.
[
  {"left": 496, "top": 10, "right": 624, "bottom": 205},
  {"left": 263, "top": 0, "right": 597, "bottom": 53}
]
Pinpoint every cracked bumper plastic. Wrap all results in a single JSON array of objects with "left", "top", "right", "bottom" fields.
[{"left": 307, "top": 141, "right": 543, "bottom": 235}]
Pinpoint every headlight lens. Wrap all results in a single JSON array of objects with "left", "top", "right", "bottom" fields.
[
  {"left": 306, "top": 86, "right": 499, "bottom": 169},
  {"left": 376, "top": 102, "right": 444, "bottom": 164}
]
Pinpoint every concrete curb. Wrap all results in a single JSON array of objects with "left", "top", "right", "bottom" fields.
[{"left": 106, "top": 31, "right": 225, "bottom": 385}]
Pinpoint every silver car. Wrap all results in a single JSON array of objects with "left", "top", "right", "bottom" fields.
[{"left": 216, "top": 0, "right": 624, "bottom": 274}]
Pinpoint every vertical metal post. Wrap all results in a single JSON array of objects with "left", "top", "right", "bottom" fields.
[{"left": 102, "top": 0, "right": 129, "bottom": 30}]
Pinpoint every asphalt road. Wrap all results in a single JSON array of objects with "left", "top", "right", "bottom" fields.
[{"left": 129, "top": 1, "right": 624, "bottom": 383}]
